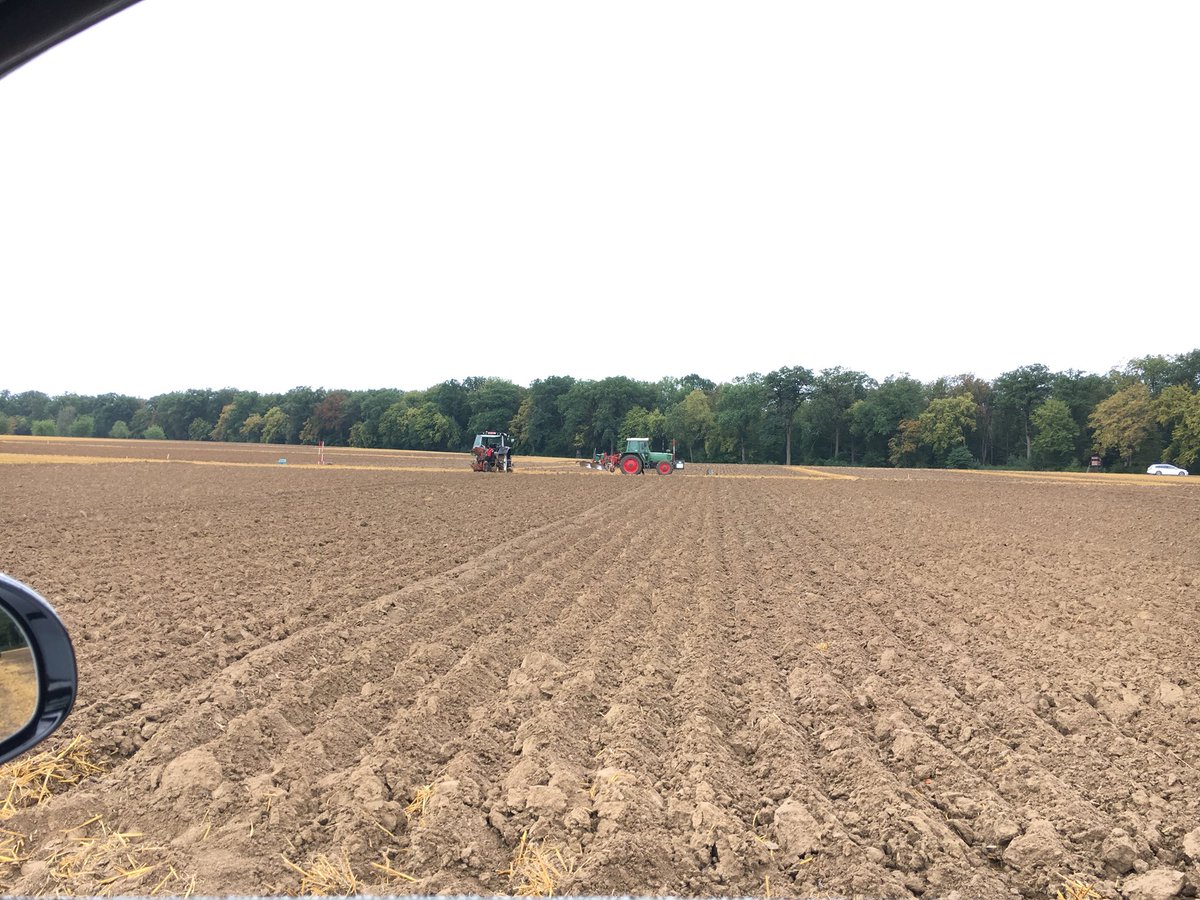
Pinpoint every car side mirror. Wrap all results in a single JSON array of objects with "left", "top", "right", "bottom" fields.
[{"left": 0, "top": 574, "right": 77, "bottom": 765}]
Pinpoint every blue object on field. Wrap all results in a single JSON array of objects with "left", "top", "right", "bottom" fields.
[{"left": 278, "top": 458, "right": 287, "bottom": 465}]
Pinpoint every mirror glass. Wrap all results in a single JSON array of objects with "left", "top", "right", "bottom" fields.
[{"left": 0, "top": 606, "right": 37, "bottom": 744}]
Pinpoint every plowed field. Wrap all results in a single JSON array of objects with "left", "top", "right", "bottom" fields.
[{"left": 1, "top": 436, "right": 1199, "bottom": 898}]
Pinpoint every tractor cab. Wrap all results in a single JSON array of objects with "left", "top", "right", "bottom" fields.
[
  {"left": 473, "top": 432, "right": 509, "bottom": 452},
  {"left": 624, "top": 438, "right": 650, "bottom": 455}
]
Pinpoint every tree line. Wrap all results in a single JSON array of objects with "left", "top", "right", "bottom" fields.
[{"left": 2, "top": 350, "right": 1198, "bottom": 471}]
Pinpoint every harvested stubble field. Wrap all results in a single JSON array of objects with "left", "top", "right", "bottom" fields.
[{"left": 1, "top": 435, "right": 1199, "bottom": 898}]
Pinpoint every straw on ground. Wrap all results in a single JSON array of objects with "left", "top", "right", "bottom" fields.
[
  {"left": 0, "top": 827, "right": 26, "bottom": 879},
  {"left": 282, "top": 852, "right": 359, "bottom": 895},
  {"left": 1056, "top": 875, "right": 1102, "bottom": 900},
  {"left": 500, "top": 830, "right": 575, "bottom": 897},
  {"left": 0, "top": 737, "right": 105, "bottom": 819},
  {"left": 44, "top": 816, "right": 194, "bottom": 897},
  {"left": 404, "top": 784, "right": 434, "bottom": 826}
]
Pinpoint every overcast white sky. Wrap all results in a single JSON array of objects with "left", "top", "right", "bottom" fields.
[{"left": 2, "top": 2, "right": 1197, "bottom": 398}]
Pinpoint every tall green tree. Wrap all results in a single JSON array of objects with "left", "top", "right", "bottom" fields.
[
  {"left": 210, "top": 392, "right": 262, "bottom": 442},
  {"left": 1154, "top": 385, "right": 1200, "bottom": 469},
  {"left": 928, "top": 374, "right": 994, "bottom": 464},
  {"left": 279, "top": 387, "right": 325, "bottom": 444},
  {"left": 188, "top": 418, "right": 212, "bottom": 441},
  {"left": 805, "top": 368, "right": 875, "bottom": 462},
  {"left": 260, "top": 407, "right": 289, "bottom": 444},
  {"left": 1050, "top": 370, "right": 1115, "bottom": 461},
  {"left": 618, "top": 406, "right": 667, "bottom": 446},
  {"left": 888, "top": 418, "right": 926, "bottom": 467},
  {"left": 129, "top": 405, "right": 154, "bottom": 438},
  {"left": 713, "top": 376, "right": 767, "bottom": 463},
  {"left": 70, "top": 415, "right": 95, "bottom": 438},
  {"left": 918, "top": 394, "right": 977, "bottom": 461},
  {"left": 348, "top": 421, "right": 373, "bottom": 448},
  {"left": 151, "top": 389, "right": 232, "bottom": 440},
  {"left": 559, "top": 377, "right": 656, "bottom": 455},
  {"left": 49, "top": 393, "right": 92, "bottom": 425},
  {"left": 520, "top": 376, "right": 576, "bottom": 456},
  {"left": 994, "top": 364, "right": 1051, "bottom": 462},
  {"left": 764, "top": 366, "right": 813, "bottom": 465},
  {"left": 656, "top": 374, "right": 716, "bottom": 410},
  {"left": 465, "top": 378, "right": 526, "bottom": 438},
  {"left": 508, "top": 397, "right": 533, "bottom": 453},
  {"left": 593, "top": 377, "right": 656, "bottom": 452},
  {"left": 1167, "top": 349, "right": 1200, "bottom": 390},
  {"left": 425, "top": 380, "right": 471, "bottom": 444},
  {"left": 1122, "top": 355, "right": 1176, "bottom": 395},
  {"left": 1031, "top": 398, "right": 1078, "bottom": 469},
  {"left": 379, "top": 402, "right": 459, "bottom": 450},
  {"left": 10, "top": 391, "right": 50, "bottom": 422},
  {"left": 90, "top": 394, "right": 144, "bottom": 438},
  {"left": 849, "top": 376, "right": 926, "bottom": 467},
  {"left": 667, "top": 389, "right": 716, "bottom": 461},
  {"left": 352, "top": 388, "right": 405, "bottom": 449},
  {"left": 55, "top": 404, "right": 77, "bottom": 437},
  {"left": 1089, "top": 383, "right": 1154, "bottom": 468},
  {"left": 240, "top": 413, "right": 265, "bottom": 442}
]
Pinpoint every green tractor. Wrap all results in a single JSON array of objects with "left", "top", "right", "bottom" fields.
[{"left": 617, "top": 437, "right": 682, "bottom": 475}]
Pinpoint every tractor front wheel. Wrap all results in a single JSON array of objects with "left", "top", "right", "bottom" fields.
[
  {"left": 620, "top": 455, "right": 643, "bottom": 475},
  {"left": 657, "top": 461, "right": 673, "bottom": 475}
]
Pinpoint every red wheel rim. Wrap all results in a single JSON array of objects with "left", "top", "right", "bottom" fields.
[
  {"left": 622, "top": 457, "right": 640, "bottom": 474},
  {"left": 658, "top": 462, "right": 672, "bottom": 474}
]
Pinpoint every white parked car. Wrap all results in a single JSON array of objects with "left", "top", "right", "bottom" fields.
[{"left": 1147, "top": 463, "right": 1189, "bottom": 476}]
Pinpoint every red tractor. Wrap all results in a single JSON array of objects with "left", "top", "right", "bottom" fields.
[{"left": 471, "top": 432, "right": 514, "bottom": 472}]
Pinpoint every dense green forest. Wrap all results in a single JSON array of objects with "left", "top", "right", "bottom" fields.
[{"left": 3, "top": 350, "right": 1199, "bottom": 471}]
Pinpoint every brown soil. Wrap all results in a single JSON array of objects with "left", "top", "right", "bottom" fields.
[{"left": 1, "top": 436, "right": 1199, "bottom": 897}]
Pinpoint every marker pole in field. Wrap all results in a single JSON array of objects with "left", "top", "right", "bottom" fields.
[{"left": 318, "top": 441, "right": 325, "bottom": 465}]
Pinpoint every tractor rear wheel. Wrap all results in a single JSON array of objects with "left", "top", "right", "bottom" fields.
[
  {"left": 656, "top": 461, "right": 673, "bottom": 475},
  {"left": 620, "top": 455, "right": 643, "bottom": 475}
]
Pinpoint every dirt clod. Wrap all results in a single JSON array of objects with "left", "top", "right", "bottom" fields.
[{"left": 1122, "top": 868, "right": 1186, "bottom": 900}]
